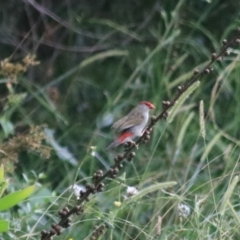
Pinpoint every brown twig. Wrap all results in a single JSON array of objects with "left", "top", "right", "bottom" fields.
[{"left": 40, "top": 28, "right": 240, "bottom": 240}]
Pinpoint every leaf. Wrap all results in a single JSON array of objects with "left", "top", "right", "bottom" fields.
[
  {"left": 0, "top": 219, "right": 9, "bottom": 233},
  {"left": 0, "top": 116, "right": 14, "bottom": 137},
  {"left": 44, "top": 128, "right": 78, "bottom": 166},
  {"left": 0, "top": 185, "right": 35, "bottom": 211}
]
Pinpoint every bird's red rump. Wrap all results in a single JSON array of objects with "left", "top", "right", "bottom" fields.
[{"left": 118, "top": 131, "right": 133, "bottom": 143}]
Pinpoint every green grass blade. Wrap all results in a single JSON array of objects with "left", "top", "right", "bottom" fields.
[
  {"left": 220, "top": 175, "right": 239, "bottom": 216},
  {"left": 79, "top": 50, "right": 128, "bottom": 69},
  {"left": 0, "top": 180, "right": 8, "bottom": 198},
  {"left": 89, "top": 19, "right": 141, "bottom": 41},
  {"left": 176, "top": 112, "right": 195, "bottom": 147},
  {"left": 168, "top": 81, "right": 200, "bottom": 123},
  {"left": 0, "top": 164, "right": 4, "bottom": 182}
]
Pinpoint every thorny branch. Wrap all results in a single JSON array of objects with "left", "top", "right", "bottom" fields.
[{"left": 41, "top": 28, "right": 240, "bottom": 240}]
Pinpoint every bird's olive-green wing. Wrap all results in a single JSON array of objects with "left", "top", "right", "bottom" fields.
[{"left": 112, "top": 106, "right": 144, "bottom": 131}]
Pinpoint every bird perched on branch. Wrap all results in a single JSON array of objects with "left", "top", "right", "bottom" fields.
[{"left": 107, "top": 101, "right": 155, "bottom": 149}]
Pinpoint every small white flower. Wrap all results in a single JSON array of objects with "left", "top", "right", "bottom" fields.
[
  {"left": 72, "top": 184, "right": 86, "bottom": 200},
  {"left": 178, "top": 203, "right": 191, "bottom": 218},
  {"left": 90, "top": 146, "right": 96, "bottom": 156},
  {"left": 124, "top": 186, "right": 139, "bottom": 199}
]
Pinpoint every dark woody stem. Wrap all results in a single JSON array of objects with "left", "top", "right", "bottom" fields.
[{"left": 41, "top": 28, "right": 240, "bottom": 240}]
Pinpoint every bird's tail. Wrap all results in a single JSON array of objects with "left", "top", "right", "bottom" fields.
[
  {"left": 107, "top": 131, "right": 133, "bottom": 150},
  {"left": 106, "top": 140, "right": 120, "bottom": 150}
]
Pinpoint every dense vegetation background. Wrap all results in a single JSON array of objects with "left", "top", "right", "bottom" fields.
[{"left": 1, "top": 0, "right": 240, "bottom": 239}]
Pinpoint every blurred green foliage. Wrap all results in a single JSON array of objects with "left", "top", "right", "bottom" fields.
[{"left": 1, "top": 0, "right": 240, "bottom": 239}]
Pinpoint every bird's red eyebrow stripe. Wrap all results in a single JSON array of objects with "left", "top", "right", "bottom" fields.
[
  {"left": 118, "top": 132, "right": 133, "bottom": 143},
  {"left": 139, "top": 101, "right": 155, "bottom": 109}
]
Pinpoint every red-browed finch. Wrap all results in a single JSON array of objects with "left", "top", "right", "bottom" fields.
[{"left": 107, "top": 101, "right": 155, "bottom": 149}]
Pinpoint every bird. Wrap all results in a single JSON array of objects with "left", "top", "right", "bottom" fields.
[{"left": 107, "top": 101, "right": 155, "bottom": 149}]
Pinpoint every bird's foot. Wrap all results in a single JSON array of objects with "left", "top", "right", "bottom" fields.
[
  {"left": 123, "top": 140, "right": 138, "bottom": 149},
  {"left": 129, "top": 140, "right": 138, "bottom": 149}
]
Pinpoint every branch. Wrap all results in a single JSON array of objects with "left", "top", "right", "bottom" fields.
[{"left": 40, "top": 28, "right": 240, "bottom": 240}]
